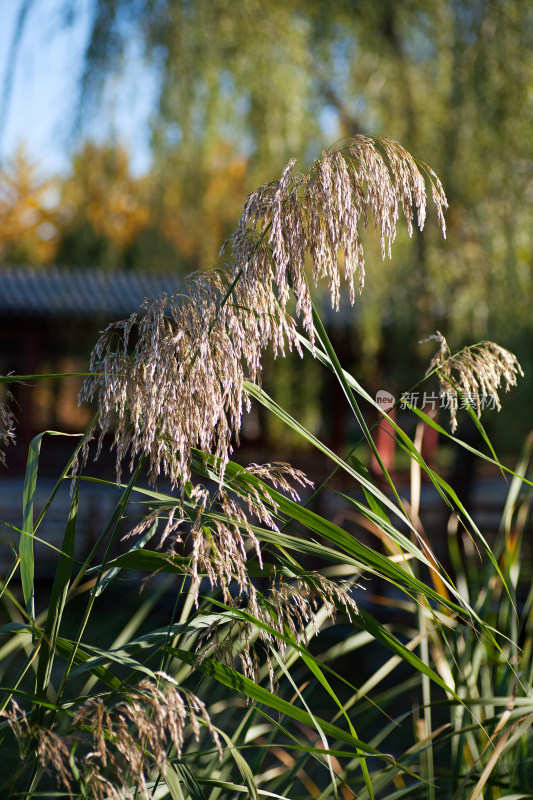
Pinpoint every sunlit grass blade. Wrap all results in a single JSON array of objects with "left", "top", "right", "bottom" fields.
[
  {"left": 198, "top": 778, "right": 294, "bottom": 799},
  {"left": 167, "top": 645, "right": 421, "bottom": 777},
  {"left": 404, "top": 402, "right": 533, "bottom": 490},
  {"left": 94, "top": 518, "right": 160, "bottom": 597},
  {"left": 18, "top": 428, "right": 88, "bottom": 633},
  {"left": 173, "top": 761, "right": 208, "bottom": 800},
  {"left": 244, "top": 381, "right": 413, "bottom": 532},
  {"left": 20, "top": 433, "right": 44, "bottom": 626},
  {"left": 165, "top": 764, "right": 187, "bottom": 800},
  {"left": 53, "top": 636, "right": 122, "bottom": 689},
  {"left": 88, "top": 548, "right": 190, "bottom": 574},
  {"left": 215, "top": 726, "right": 260, "bottom": 800},
  {"left": 312, "top": 303, "right": 405, "bottom": 517}
]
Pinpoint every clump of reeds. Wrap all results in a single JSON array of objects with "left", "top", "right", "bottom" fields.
[
  {"left": 76, "top": 136, "right": 448, "bottom": 687},
  {"left": 125, "top": 460, "right": 358, "bottom": 688},
  {"left": 1, "top": 134, "right": 529, "bottom": 799}
]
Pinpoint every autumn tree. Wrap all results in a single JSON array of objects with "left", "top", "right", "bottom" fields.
[
  {"left": 55, "top": 139, "right": 249, "bottom": 273},
  {"left": 0, "top": 146, "right": 59, "bottom": 265},
  {"left": 55, "top": 141, "right": 151, "bottom": 270}
]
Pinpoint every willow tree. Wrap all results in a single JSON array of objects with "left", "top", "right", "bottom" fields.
[{"left": 5, "top": 0, "right": 532, "bottom": 426}]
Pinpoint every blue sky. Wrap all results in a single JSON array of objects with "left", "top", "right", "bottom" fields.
[{"left": 0, "top": 0, "right": 154, "bottom": 176}]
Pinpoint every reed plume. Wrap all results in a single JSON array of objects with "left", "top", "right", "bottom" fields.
[
  {"left": 2, "top": 676, "right": 221, "bottom": 799},
  {"left": 0, "top": 391, "right": 16, "bottom": 466},
  {"left": 426, "top": 331, "right": 523, "bottom": 432},
  {"left": 78, "top": 138, "right": 448, "bottom": 671},
  {"left": 81, "top": 136, "right": 447, "bottom": 489}
]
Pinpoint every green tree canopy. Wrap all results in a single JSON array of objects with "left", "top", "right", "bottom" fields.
[
  {"left": 69, "top": 0, "right": 533, "bottom": 340},
  {"left": 5, "top": 0, "right": 533, "bottom": 423}
]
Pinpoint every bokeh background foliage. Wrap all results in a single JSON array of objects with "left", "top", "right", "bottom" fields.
[{"left": 2, "top": 0, "right": 532, "bottom": 367}]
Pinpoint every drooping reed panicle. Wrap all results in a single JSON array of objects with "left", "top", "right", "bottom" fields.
[
  {"left": 2, "top": 676, "right": 221, "bottom": 799},
  {"left": 426, "top": 331, "right": 523, "bottom": 432},
  {"left": 78, "top": 136, "right": 448, "bottom": 654},
  {"left": 81, "top": 135, "right": 448, "bottom": 490},
  {"left": 0, "top": 391, "right": 16, "bottom": 466}
]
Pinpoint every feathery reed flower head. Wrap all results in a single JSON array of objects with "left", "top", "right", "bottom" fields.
[
  {"left": 81, "top": 136, "right": 447, "bottom": 490},
  {"left": 80, "top": 270, "right": 300, "bottom": 487},
  {"left": 195, "top": 566, "right": 359, "bottom": 692},
  {"left": 226, "top": 135, "right": 447, "bottom": 336},
  {"left": 426, "top": 331, "right": 523, "bottom": 432},
  {"left": 125, "top": 460, "right": 312, "bottom": 606},
  {"left": 2, "top": 676, "right": 221, "bottom": 799},
  {"left": 0, "top": 391, "right": 16, "bottom": 467},
  {"left": 123, "top": 462, "right": 356, "bottom": 692}
]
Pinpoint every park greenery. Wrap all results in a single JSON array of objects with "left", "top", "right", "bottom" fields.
[
  {"left": 0, "top": 134, "right": 532, "bottom": 799},
  {"left": 1, "top": 0, "right": 532, "bottom": 446},
  {"left": 1, "top": 3, "right": 533, "bottom": 795}
]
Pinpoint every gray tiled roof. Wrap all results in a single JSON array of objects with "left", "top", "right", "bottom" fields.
[
  {"left": 0, "top": 266, "right": 179, "bottom": 317},
  {"left": 0, "top": 265, "right": 360, "bottom": 327}
]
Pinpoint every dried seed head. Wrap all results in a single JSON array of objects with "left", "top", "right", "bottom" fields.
[
  {"left": 227, "top": 135, "right": 446, "bottom": 338},
  {"left": 127, "top": 464, "right": 356, "bottom": 693},
  {"left": 139, "top": 462, "right": 313, "bottom": 608},
  {"left": 36, "top": 729, "right": 74, "bottom": 795},
  {"left": 196, "top": 567, "right": 359, "bottom": 692},
  {"left": 82, "top": 136, "right": 446, "bottom": 490},
  {"left": 80, "top": 269, "right": 301, "bottom": 488},
  {"left": 0, "top": 700, "right": 31, "bottom": 755},
  {"left": 426, "top": 331, "right": 523, "bottom": 432},
  {"left": 77, "top": 677, "right": 222, "bottom": 787},
  {"left": 1, "top": 701, "right": 74, "bottom": 795},
  {"left": 0, "top": 391, "right": 16, "bottom": 467},
  {"left": 2, "top": 677, "right": 221, "bottom": 798}
]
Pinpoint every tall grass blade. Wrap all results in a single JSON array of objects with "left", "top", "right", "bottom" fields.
[
  {"left": 173, "top": 762, "right": 208, "bottom": 800},
  {"left": 19, "top": 428, "right": 86, "bottom": 628},
  {"left": 33, "top": 481, "right": 79, "bottom": 724},
  {"left": 311, "top": 302, "right": 405, "bottom": 516},
  {"left": 165, "top": 765, "right": 187, "bottom": 800},
  {"left": 216, "top": 726, "right": 260, "bottom": 800},
  {"left": 20, "top": 433, "right": 44, "bottom": 626},
  {"left": 244, "top": 382, "right": 413, "bottom": 531},
  {"left": 167, "top": 645, "right": 418, "bottom": 777}
]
